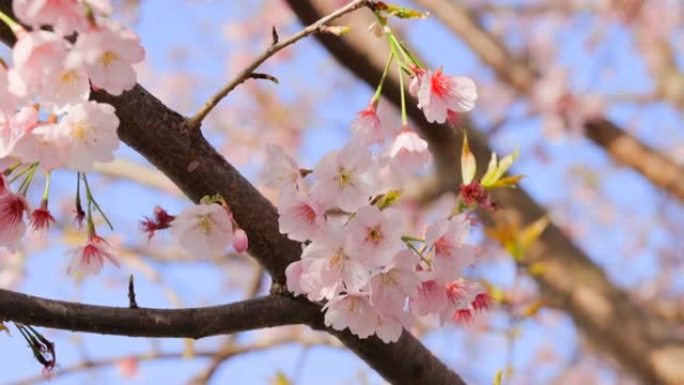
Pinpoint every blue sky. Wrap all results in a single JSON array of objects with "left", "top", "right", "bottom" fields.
[{"left": 2, "top": 1, "right": 683, "bottom": 384}]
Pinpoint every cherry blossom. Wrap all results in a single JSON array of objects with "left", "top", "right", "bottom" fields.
[
  {"left": 140, "top": 205, "right": 175, "bottom": 239},
  {"left": 369, "top": 250, "right": 420, "bottom": 315},
  {"left": 375, "top": 311, "right": 413, "bottom": 343},
  {"left": 66, "top": 233, "right": 119, "bottom": 276},
  {"left": 261, "top": 144, "right": 301, "bottom": 189},
  {"left": 170, "top": 203, "right": 233, "bottom": 259},
  {"left": 350, "top": 102, "right": 384, "bottom": 145},
  {"left": 13, "top": 122, "right": 69, "bottom": 171},
  {"left": 0, "top": 188, "right": 29, "bottom": 250},
  {"left": 277, "top": 187, "right": 326, "bottom": 242},
  {"left": 67, "top": 20, "right": 145, "bottom": 95},
  {"left": 40, "top": 64, "right": 91, "bottom": 110},
  {"left": 415, "top": 68, "right": 477, "bottom": 124},
  {"left": 29, "top": 201, "right": 56, "bottom": 232},
  {"left": 345, "top": 205, "right": 403, "bottom": 266},
  {"left": 59, "top": 101, "right": 120, "bottom": 171},
  {"left": 232, "top": 228, "right": 248, "bottom": 253},
  {"left": 410, "top": 279, "right": 447, "bottom": 317},
  {"left": 0, "top": 65, "right": 19, "bottom": 115},
  {"left": 311, "top": 142, "right": 376, "bottom": 212},
  {"left": 1, "top": 106, "right": 38, "bottom": 164},
  {"left": 324, "top": 293, "right": 378, "bottom": 339},
  {"left": 425, "top": 216, "right": 477, "bottom": 283},
  {"left": 289, "top": 219, "right": 369, "bottom": 301},
  {"left": 13, "top": 0, "right": 88, "bottom": 36},
  {"left": 389, "top": 127, "right": 431, "bottom": 173},
  {"left": 9, "top": 30, "right": 69, "bottom": 98}
]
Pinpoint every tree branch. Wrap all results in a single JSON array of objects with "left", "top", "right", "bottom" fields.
[
  {"left": 0, "top": 4, "right": 469, "bottom": 384},
  {"left": 0, "top": 290, "right": 321, "bottom": 339},
  {"left": 187, "top": 0, "right": 371, "bottom": 128},
  {"left": 284, "top": 1, "right": 684, "bottom": 384},
  {"left": 12, "top": 333, "right": 331, "bottom": 385},
  {"left": 412, "top": 0, "right": 684, "bottom": 204}
]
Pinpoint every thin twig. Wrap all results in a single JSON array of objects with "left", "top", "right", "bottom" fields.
[
  {"left": 271, "top": 26, "right": 279, "bottom": 45},
  {"left": 128, "top": 275, "right": 139, "bottom": 309},
  {"left": 12, "top": 334, "right": 331, "bottom": 385},
  {"left": 186, "top": 0, "right": 371, "bottom": 129}
]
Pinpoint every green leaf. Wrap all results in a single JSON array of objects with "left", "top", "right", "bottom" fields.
[
  {"left": 493, "top": 369, "right": 503, "bottom": 385},
  {"left": 383, "top": 4, "right": 429, "bottom": 19},
  {"left": 272, "top": 371, "right": 293, "bottom": 385},
  {"left": 461, "top": 134, "right": 476, "bottom": 184}
]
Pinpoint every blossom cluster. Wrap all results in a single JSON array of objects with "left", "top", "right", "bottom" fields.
[
  {"left": 0, "top": 0, "right": 144, "bottom": 276},
  {"left": 1, "top": 0, "right": 144, "bottom": 173},
  {"left": 269, "top": 8, "right": 522, "bottom": 342},
  {"left": 272, "top": 138, "right": 491, "bottom": 343},
  {"left": 266, "top": 64, "right": 502, "bottom": 340}
]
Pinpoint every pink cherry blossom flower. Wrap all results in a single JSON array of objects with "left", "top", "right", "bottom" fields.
[
  {"left": 67, "top": 233, "right": 119, "bottom": 276},
  {"left": 324, "top": 292, "right": 378, "bottom": 339},
  {"left": 59, "top": 101, "right": 120, "bottom": 171},
  {"left": 416, "top": 68, "right": 477, "bottom": 124},
  {"left": 13, "top": 122, "right": 70, "bottom": 171},
  {"left": 0, "top": 65, "right": 19, "bottom": 115},
  {"left": 439, "top": 280, "right": 477, "bottom": 325},
  {"left": 1, "top": 106, "right": 38, "bottom": 162},
  {"left": 9, "top": 31, "right": 69, "bottom": 97},
  {"left": 389, "top": 127, "right": 431, "bottom": 173},
  {"left": 140, "top": 205, "right": 175, "bottom": 239},
  {"left": 170, "top": 203, "right": 233, "bottom": 259},
  {"left": 40, "top": 64, "right": 91, "bottom": 110},
  {"left": 0, "top": 189, "right": 30, "bottom": 250},
  {"left": 232, "top": 228, "right": 248, "bottom": 253},
  {"left": 375, "top": 310, "right": 413, "bottom": 343},
  {"left": 311, "top": 142, "right": 376, "bottom": 212},
  {"left": 285, "top": 259, "right": 307, "bottom": 297},
  {"left": 293, "top": 258, "right": 339, "bottom": 301},
  {"left": 67, "top": 21, "right": 145, "bottom": 95},
  {"left": 288, "top": 220, "right": 369, "bottom": 301},
  {"left": 345, "top": 205, "right": 403, "bottom": 266},
  {"left": 459, "top": 181, "right": 494, "bottom": 210},
  {"left": 410, "top": 279, "right": 447, "bottom": 317},
  {"left": 277, "top": 187, "right": 326, "bottom": 242},
  {"left": 369, "top": 250, "right": 420, "bottom": 315},
  {"left": 425, "top": 216, "right": 476, "bottom": 283},
  {"left": 472, "top": 291, "right": 493, "bottom": 313},
  {"left": 261, "top": 144, "right": 301, "bottom": 189},
  {"left": 13, "top": 0, "right": 88, "bottom": 36},
  {"left": 452, "top": 308, "right": 474, "bottom": 324},
  {"left": 350, "top": 102, "right": 384, "bottom": 145},
  {"left": 0, "top": 117, "right": 20, "bottom": 168},
  {"left": 29, "top": 200, "right": 56, "bottom": 232}
]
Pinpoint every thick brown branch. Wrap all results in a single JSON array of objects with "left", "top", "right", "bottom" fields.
[
  {"left": 285, "top": 1, "right": 684, "bottom": 384},
  {"left": 0, "top": 289, "right": 320, "bottom": 339},
  {"left": 0, "top": 4, "right": 468, "bottom": 384},
  {"left": 585, "top": 118, "right": 684, "bottom": 200}
]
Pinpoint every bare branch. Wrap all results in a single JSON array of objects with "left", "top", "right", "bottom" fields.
[
  {"left": 12, "top": 333, "right": 332, "bottom": 385},
  {"left": 0, "top": 289, "right": 321, "bottom": 339},
  {"left": 186, "top": 0, "right": 371, "bottom": 129}
]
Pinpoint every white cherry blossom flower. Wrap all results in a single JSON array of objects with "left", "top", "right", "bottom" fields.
[
  {"left": 170, "top": 203, "right": 233, "bottom": 259},
  {"left": 311, "top": 142, "right": 376, "bottom": 212}
]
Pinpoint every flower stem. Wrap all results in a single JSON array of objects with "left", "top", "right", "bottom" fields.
[{"left": 372, "top": 53, "right": 394, "bottom": 103}]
